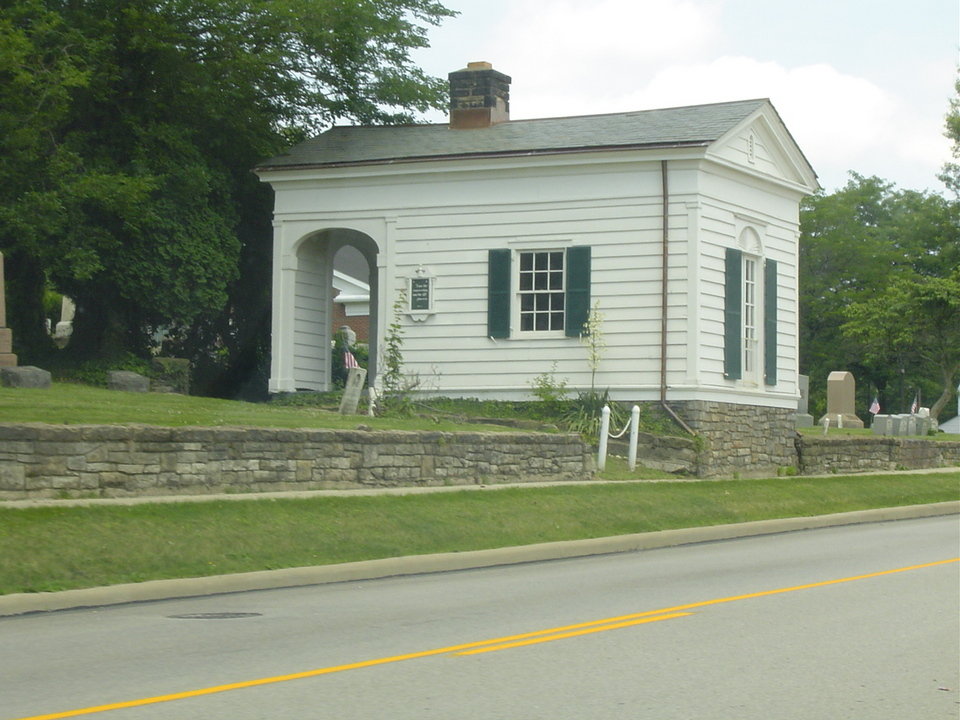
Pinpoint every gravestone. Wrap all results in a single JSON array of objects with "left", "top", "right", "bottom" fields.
[
  {"left": 0, "top": 252, "right": 17, "bottom": 368},
  {"left": 338, "top": 367, "right": 367, "bottom": 414},
  {"left": 817, "top": 371, "right": 864, "bottom": 429},
  {"left": 0, "top": 365, "right": 51, "bottom": 388},
  {"left": 887, "top": 415, "right": 903, "bottom": 435},
  {"left": 795, "top": 374, "right": 814, "bottom": 428},
  {"left": 871, "top": 415, "right": 892, "bottom": 435},
  {"left": 107, "top": 371, "right": 150, "bottom": 393},
  {"left": 897, "top": 414, "right": 916, "bottom": 436},
  {"left": 54, "top": 296, "right": 75, "bottom": 346}
]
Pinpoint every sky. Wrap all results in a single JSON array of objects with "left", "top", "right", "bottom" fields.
[{"left": 410, "top": 0, "right": 959, "bottom": 193}]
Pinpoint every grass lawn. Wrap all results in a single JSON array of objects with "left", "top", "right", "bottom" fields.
[
  {"left": 1, "top": 471, "right": 957, "bottom": 595},
  {"left": 1, "top": 382, "right": 957, "bottom": 596},
  {"left": 0, "top": 384, "right": 522, "bottom": 433}
]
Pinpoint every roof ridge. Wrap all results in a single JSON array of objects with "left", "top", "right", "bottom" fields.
[{"left": 328, "top": 98, "right": 770, "bottom": 131}]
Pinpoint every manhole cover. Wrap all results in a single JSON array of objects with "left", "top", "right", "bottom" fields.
[{"left": 168, "top": 612, "right": 263, "bottom": 620}]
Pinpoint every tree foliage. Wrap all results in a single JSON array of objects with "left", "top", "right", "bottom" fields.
[
  {"left": 0, "top": 0, "right": 453, "bottom": 393},
  {"left": 940, "top": 72, "right": 960, "bottom": 195},
  {"left": 799, "top": 173, "right": 960, "bottom": 420}
]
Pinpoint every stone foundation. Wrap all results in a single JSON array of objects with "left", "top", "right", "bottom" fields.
[
  {"left": 669, "top": 401, "right": 798, "bottom": 477},
  {"left": 0, "top": 424, "right": 594, "bottom": 500}
]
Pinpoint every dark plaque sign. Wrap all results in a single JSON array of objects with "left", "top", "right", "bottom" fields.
[{"left": 410, "top": 277, "right": 431, "bottom": 311}]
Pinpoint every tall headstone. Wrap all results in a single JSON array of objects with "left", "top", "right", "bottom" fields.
[
  {"left": 0, "top": 252, "right": 17, "bottom": 367},
  {"left": 818, "top": 371, "right": 864, "bottom": 429},
  {"left": 795, "top": 374, "right": 814, "bottom": 428},
  {"left": 338, "top": 367, "right": 367, "bottom": 415}
]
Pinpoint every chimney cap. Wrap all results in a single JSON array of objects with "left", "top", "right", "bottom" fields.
[{"left": 466, "top": 61, "right": 493, "bottom": 71}]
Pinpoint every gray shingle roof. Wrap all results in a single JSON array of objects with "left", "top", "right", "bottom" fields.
[{"left": 257, "top": 98, "right": 770, "bottom": 170}]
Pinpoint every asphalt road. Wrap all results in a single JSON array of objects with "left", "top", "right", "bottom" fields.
[{"left": 2, "top": 516, "right": 958, "bottom": 720}]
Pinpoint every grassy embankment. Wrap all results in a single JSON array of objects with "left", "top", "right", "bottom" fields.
[{"left": 0, "top": 384, "right": 957, "bottom": 595}]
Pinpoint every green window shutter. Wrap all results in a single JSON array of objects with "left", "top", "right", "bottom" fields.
[
  {"left": 764, "top": 259, "right": 778, "bottom": 385},
  {"left": 487, "top": 249, "right": 511, "bottom": 338},
  {"left": 565, "top": 246, "right": 591, "bottom": 337},
  {"left": 724, "top": 248, "right": 742, "bottom": 379}
]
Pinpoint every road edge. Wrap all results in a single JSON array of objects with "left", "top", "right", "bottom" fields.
[{"left": 3, "top": 501, "right": 957, "bottom": 617}]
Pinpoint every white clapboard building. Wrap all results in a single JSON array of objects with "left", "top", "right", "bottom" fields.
[{"left": 256, "top": 62, "right": 819, "bottom": 456}]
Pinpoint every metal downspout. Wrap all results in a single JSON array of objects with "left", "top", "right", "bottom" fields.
[{"left": 659, "top": 160, "right": 696, "bottom": 436}]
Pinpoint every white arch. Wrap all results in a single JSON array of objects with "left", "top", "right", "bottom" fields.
[{"left": 270, "top": 226, "right": 381, "bottom": 393}]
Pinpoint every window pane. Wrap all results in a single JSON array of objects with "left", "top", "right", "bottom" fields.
[
  {"left": 521, "top": 294, "right": 534, "bottom": 311},
  {"left": 551, "top": 312, "right": 564, "bottom": 329},
  {"left": 521, "top": 315, "right": 533, "bottom": 331},
  {"left": 549, "top": 252, "right": 563, "bottom": 269},
  {"left": 520, "top": 273, "right": 532, "bottom": 291},
  {"left": 549, "top": 271, "right": 562, "bottom": 290},
  {"left": 534, "top": 273, "right": 547, "bottom": 290},
  {"left": 535, "top": 253, "right": 548, "bottom": 270},
  {"left": 535, "top": 314, "right": 548, "bottom": 331},
  {"left": 520, "top": 253, "right": 532, "bottom": 271},
  {"left": 551, "top": 294, "right": 564, "bottom": 310}
]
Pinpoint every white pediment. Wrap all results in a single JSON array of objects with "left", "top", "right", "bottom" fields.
[{"left": 707, "top": 103, "right": 819, "bottom": 193}]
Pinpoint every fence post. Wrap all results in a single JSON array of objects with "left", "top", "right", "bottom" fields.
[
  {"left": 598, "top": 405, "right": 610, "bottom": 471},
  {"left": 628, "top": 405, "right": 640, "bottom": 471}
]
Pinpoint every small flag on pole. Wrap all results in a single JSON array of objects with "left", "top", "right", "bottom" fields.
[
  {"left": 910, "top": 392, "right": 919, "bottom": 414},
  {"left": 344, "top": 351, "right": 359, "bottom": 370},
  {"left": 869, "top": 396, "right": 880, "bottom": 415}
]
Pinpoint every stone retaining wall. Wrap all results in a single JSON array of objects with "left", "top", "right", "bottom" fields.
[
  {"left": 0, "top": 424, "right": 594, "bottom": 500},
  {"left": 798, "top": 436, "right": 960, "bottom": 475},
  {"left": 609, "top": 432, "right": 700, "bottom": 475}
]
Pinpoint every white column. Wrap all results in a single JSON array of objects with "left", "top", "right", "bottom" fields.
[
  {"left": 269, "top": 222, "right": 298, "bottom": 393},
  {"left": 684, "top": 201, "right": 702, "bottom": 386}
]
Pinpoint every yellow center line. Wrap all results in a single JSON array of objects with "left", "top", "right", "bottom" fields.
[
  {"left": 456, "top": 612, "right": 693, "bottom": 655},
  {"left": 12, "top": 557, "right": 958, "bottom": 720}
]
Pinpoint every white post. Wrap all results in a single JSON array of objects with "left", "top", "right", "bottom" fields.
[
  {"left": 837, "top": 414, "right": 843, "bottom": 429},
  {"left": 628, "top": 405, "right": 640, "bottom": 471},
  {"left": 598, "top": 405, "right": 611, "bottom": 471}
]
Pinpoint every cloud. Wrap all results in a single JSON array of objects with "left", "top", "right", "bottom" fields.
[
  {"left": 504, "top": 46, "right": 942, "bottom": 190},
  {"left": 488, "top": 0, "right": 723, "bottom": 112},
  {"left": 419, "top": 0, "right": 952, "bottom": 191}
]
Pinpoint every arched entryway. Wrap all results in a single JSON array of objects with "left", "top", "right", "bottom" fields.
[{"left": 270, "top": 227, "right": 380, "bottom": 393}]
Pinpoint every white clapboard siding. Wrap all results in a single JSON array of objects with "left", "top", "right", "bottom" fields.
[{"left": 291, "top": 242, "right": 330, "bottom": 390}]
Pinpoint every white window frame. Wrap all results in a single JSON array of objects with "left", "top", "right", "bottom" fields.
[{"left": 515, "top": 248, "right": 567, "bottom": 337}]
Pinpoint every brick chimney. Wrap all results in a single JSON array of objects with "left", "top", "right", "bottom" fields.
[{"left": 448, "top": 62, "right": 511, "bottom": 129}]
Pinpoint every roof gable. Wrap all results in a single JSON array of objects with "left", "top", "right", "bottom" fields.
[{"left": 707, "top": 103, "right": 819, "bottom": 192}]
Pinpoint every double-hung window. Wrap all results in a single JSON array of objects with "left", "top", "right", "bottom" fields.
[
  {"left": 487, "top": 246, "right": 591, "bottom": 339},
  {"left": 518, "top": 250, "right": 565, "bottom": 332},
  {"left": 724, "top": 247, "right": 777, "bottom": 385},
  {"left": 742, "top": 256, "right": 757, "bottom": 375}
]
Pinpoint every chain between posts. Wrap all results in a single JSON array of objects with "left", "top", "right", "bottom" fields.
[{"left": 598, "top": 405, "right": 641, "bottom": 471}]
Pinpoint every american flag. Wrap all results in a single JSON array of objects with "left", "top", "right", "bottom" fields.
[
  {"left": 344, "top": 350, "right": 360, "bottom": 370},
  {"left": 869, "top": 396, "right": 880, "bottom": 415},
  {"left": 910, "top": 393, "right": 919, "bottom": 414}
]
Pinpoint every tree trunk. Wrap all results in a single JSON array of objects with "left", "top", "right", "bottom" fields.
[
  {"left": 929, "top": 364, "right": 958, "bottom": 421},
  {"left": 4, "top": 250, "right": 55, "bottom": 360},
  {"left": 69, "top": 290, "right": 146, "bottom": 360}
]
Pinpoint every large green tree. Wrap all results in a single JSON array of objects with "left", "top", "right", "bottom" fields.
[
  {"left": 0, "top": 0, "right": 452, "bottom": 391},
  {"left": 799, "top": 173, "right": 959, "bottom": 420}
]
